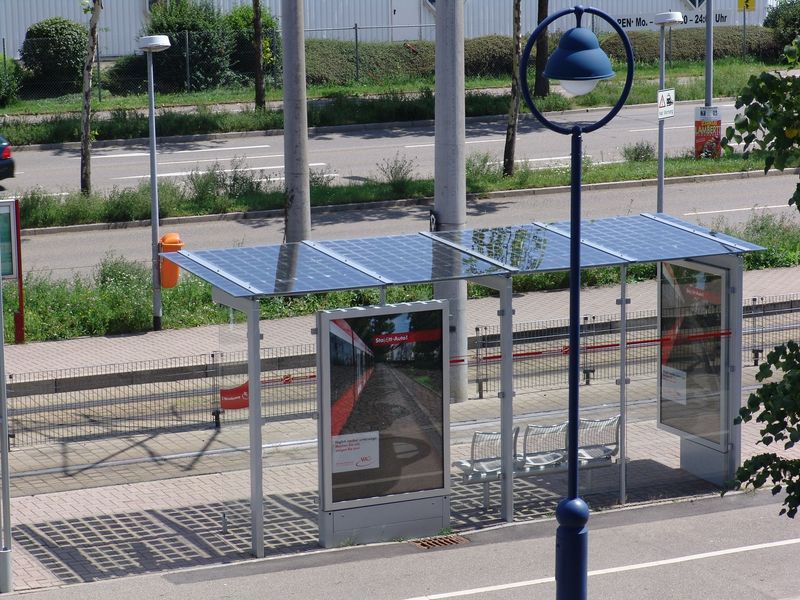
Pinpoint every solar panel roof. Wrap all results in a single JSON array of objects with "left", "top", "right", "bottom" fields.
[{"left": 161, "top": 214, "right": 763, "bottom": 298}]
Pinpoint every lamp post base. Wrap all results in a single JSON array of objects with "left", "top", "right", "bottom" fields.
[
  {"left": 0, "top": 548, "right": 12, "bottom": 592},
  {"left": 555, "top": 496, "right": 589, "bottom": 600}
]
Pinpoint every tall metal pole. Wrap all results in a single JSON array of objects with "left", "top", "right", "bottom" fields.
[
  {"left": 434, "top": 0, "right": 468, "bottom": 403},
  {"left": 657, "top": 23, "right": 666, "bottom": 214},
  {"left": 281, "top": 0, "right": 311, "bottom": 243},
  {"left": 705, "top": 0, "right": 713, "bottom": 107},
  {"left": 146, "top": 50, "right": 162, "bottom": 331},
  {"left": 555, "top": 126, "right": 589, "bottom": 600},
  {"left": 247, "top": 298, "right": 264, "bottom": 558},
  {"left": 0, "top": 277, "right": 12, "bottom": 593}
]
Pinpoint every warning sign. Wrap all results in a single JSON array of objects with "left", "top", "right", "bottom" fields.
[
  {"left": 695, "top": 106, "right": 721, "bottom": 159},
  {"left": 658, "top": 89, "right": 675, "bottom": 119}
]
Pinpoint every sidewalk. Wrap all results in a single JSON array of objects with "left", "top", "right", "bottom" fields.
[{"left": 3, "top": 266, "right": 800, "bottom": 593}]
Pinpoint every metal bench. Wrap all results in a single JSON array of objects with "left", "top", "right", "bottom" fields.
[{"left": 453, "top": 415, "right": 621, "bottom": 509}]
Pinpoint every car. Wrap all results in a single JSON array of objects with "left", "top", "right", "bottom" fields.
[{"left": 0, "top": 136, "right": 13, "bottom": 181}]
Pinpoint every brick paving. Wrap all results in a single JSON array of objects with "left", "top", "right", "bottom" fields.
[{"left": 1, "top": 267, "right": 799, "bottom": 592}]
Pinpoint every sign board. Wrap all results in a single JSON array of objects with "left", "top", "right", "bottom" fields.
[
  {"left": 738, "top": 0, "right": 755, "bottom": 11},
  {"left": 658, "top": 89, "right": 675, "bottom": 119},
  {"left": 658, "top": 261, "right": 729, "bottom": 449},
  {"left": 0, "top": 200, "right": 18, "bottom": 280},
  {"left": 694, "top": 106, "right": 722, "bottom": 158}
]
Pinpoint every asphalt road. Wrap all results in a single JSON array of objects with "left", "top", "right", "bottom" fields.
[
  {"left": 9, "top": 491, "right": 799, "bottom": 600},
  {"left": 4, "top": 99, "right": 740, "bottom": 195},
  {"left": 19, "top": 172, "right": 800, "bottom": 279}
]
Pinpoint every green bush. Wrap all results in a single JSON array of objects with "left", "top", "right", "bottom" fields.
[
  {"left": 19, "top": 17, "right": 88, "bottom": 94},
  {"left": 223, "top": 3, "right": 281, "bottom": 80},
  {"left": 464, "top": 35, "right": 514, "bottom": 76},
  {"left": 102, "top": 54, "right": 147, "bottom": 96},
  {"left": 146, "top": 0, "right": 235, "bottom": 92},
  {"left": 765, "top": 0, "right": 800, "bottom": 48},
  {"left": 0, "top": 55, "right": 22, "bottom": 107},
  {"left": 601, "top": 26, "right": 780, "bottom": 63}
]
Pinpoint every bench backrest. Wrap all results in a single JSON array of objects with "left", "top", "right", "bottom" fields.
[
  {"left": 470, "top": 428, "right": 519, "bottom": 463},
  {"left": 578, "top": 415, "right": 620, "bottom": 456},
  {"left": 522, "top": 422, "right": 568, "bottom": 457}
]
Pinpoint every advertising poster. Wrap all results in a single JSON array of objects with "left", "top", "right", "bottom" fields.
[
  {"left": 695, "top": 106, "right": 721, "bottom": 159},
  {"left": 659, "top": 262, "right": 728, "bottom": 445},
  {"left": 322, "top": 303, "right": 446, "bottom": 504}
]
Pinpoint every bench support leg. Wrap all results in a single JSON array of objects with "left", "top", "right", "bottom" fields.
[{"left": 482, "top": 482, "right": 490, "bottom": 511}]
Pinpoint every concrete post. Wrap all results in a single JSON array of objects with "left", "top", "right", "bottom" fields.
[
  {"left": 434, "top": 0, "right": 468, "bottom": 403},
  {"left": 281, "top": 0, "right": 311, "bottom": 242}
]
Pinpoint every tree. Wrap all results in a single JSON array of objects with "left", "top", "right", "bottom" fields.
[
  {"left": 533, "top": 0, "right": 550, "bottom": 98},
  {"left": 80, "top": 0, "right": 103, "bottom": 195},
  {"left": 502, "top": 0, "right": 522, "bottom": 177},
  {"left": 722, "top": 36, "right": 800, "bottom": 211},
  {"left": 723, "top": 38, "right": 800, "bottom": 517},
  {"left": 253, "top": 0, "right": 265, "bottom": 109},
  {"left": 731, "top": 341, "right": 800, "bottom": 518}
]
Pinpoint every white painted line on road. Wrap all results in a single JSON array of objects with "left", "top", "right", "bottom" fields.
[
  {"left": 86, "top": 144, "right": 273, "bottom": 159},
  {"left": 404, "top": 138, "right": 505, "bottom": 149},
  {"left": 111, "top": 162, "right": 326, "bottom": 180},
  {"left": 402, "top": 538, "right": 800, "bottom": 599},
  {"left": 684, "top": 204, "right": 788, "bottom": 216},
  {"left": 159, "top": 153, "right": 283, "bottom": 166},
  {"left": 630, "top": 121, "right": 734, "bottom": 133}
]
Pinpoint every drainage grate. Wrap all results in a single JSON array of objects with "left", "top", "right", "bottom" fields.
[{"left": 410, "top": 534, "right": 470, "bottom": 550}]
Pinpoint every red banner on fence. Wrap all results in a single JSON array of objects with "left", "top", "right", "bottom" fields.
[{"left": 220, "top": 381, "right": 249, "bottom": 410}]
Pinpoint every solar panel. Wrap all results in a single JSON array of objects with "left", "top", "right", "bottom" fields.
[
  {"left": 313, "top": 234, "right": 510, "bottom": 284},
  {"left": 433, "top": 224, "right": 623, "bottom": 272},
  {"left": 163, "top": 244, "right": 384, "bottom": 297},
  {"left": 162, "top": 214, "right": 763, "bottom": 299},
  {"left": 549, "top": 214, "right": 764, "bottom": 263}
]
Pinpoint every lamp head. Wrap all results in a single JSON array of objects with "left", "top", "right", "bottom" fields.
[
  {"left": 544, "top": 26, "right": 614, "bottom": 96},
  {"left": 654, "top": 12, "right": 683, "bottom": 26},
  {"left": 138, "top": 35, "right": 171, "bottom": 53}
]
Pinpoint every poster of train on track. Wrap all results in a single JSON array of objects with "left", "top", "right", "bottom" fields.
[
  {"left": 658, "top": 261, "right": 729, "bottom": 448},
  {"left": 317, "top": 300, "right": 449, "bottom": 509}
]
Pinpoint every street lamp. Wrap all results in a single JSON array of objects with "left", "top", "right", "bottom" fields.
[
  {"left": 138, "top": 34, "right": 171, "bottom": 331},
  {"left": 655, "top": 12, "right": 683, "bottom": 213},
  {"left": 520, "top": 7, "right": 633, "bottom": 600}
]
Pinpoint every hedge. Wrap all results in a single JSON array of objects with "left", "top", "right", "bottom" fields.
[{"left": 601, "top": 25, "right": 780, "bottom": 63}]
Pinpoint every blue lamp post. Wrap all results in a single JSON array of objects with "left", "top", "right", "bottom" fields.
[{"left": 520, "top": 6, "right": 633, "bottom": 599}]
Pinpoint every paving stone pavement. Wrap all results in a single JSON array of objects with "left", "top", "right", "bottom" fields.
[{"left": 2, "top": 267, "right": 800, "bottom": 592}]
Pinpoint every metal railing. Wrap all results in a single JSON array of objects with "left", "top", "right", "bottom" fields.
[{"left": 6, "top": 293, "right": 800, "bottom": 449}]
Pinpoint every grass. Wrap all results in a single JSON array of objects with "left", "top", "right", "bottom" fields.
[{"left": 2, "top": 210, "right": 794, "bottom": 344}]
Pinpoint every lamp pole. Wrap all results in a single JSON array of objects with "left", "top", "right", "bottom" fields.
[
  {"left": 655, "top": 12, "right": 683, "bottom": 213},
  {"left": 521, "top": 7, "right": 633, "bottom": 599},
  {"left": 139, "top": 35, "right": 171, "bottom": 331}
]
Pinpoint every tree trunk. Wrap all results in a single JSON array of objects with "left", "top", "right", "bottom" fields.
[
  {"left": 533, "top": 0, "right": 550, "bottom": 98},
  {"left": 502, "top": 0, "right": 522, "bottom": 177},
  {"left": 81, "top": 0, "right": 103, "bottom": 195},
  {"left": 253, "top": 0, "right": 265, "bottom": 110}
]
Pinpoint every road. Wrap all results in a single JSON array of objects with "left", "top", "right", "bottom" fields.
[
  {"left": 19, "top": 173, "right": 800, "bottom": 278},
  {"left": 8, "top": 491, "right": 800, "bottom": 600},
  {"left": 4, "top": 99, "right": 740, "bottom": 194}
]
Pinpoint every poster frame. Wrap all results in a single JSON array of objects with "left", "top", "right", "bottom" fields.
[
  {"left": 317, "top": 299, "right": 450, "bottom": 512},
  {"left": 657, "top": 259, "right": 730, "bottom": 451}
]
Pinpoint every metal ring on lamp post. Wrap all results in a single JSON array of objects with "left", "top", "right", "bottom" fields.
[{"left": 519, "top": 6, "right": 635, "bottom": 134}]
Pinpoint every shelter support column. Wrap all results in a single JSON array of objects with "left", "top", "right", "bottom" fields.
[
  {"left": 212, "top": 289, "right": 264, "bottom": 558},
  {"left": 617, "top": 265, "right": 629, "bottom": 505}
]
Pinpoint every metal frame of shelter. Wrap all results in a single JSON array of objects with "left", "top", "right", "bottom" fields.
[{"left": 163, "top": 212, "right": 762, "bottom": 557}]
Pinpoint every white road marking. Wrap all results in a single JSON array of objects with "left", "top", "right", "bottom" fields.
[
  {"left": 630, "top": 121, "right": 735, "bottom": 133},
  {"left": 159, "top": 154, "right": 283, "bottom": 166},
  {"left": 87, "top": 144, "right": 272, "bottom": 159},
  {"left": 404, "top": 138, "right": 505, "bottom": 149},
  {"left": 684, "top": 204, "right": 789, "bottom": 216},
  {"left": 111, "top": 162, "right": 326, "bottom": 180},
  {"left": 402, "top": 538, "right": 800, "bottom": 599}
]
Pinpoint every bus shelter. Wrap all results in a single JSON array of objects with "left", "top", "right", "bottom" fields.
[{"left": 163, "top": 212, "right": 762, "bottom": 556}]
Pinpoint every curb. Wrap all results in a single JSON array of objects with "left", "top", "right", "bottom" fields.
[{"left": 20, "top": 167, "right": 792, "bottom": 237}]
